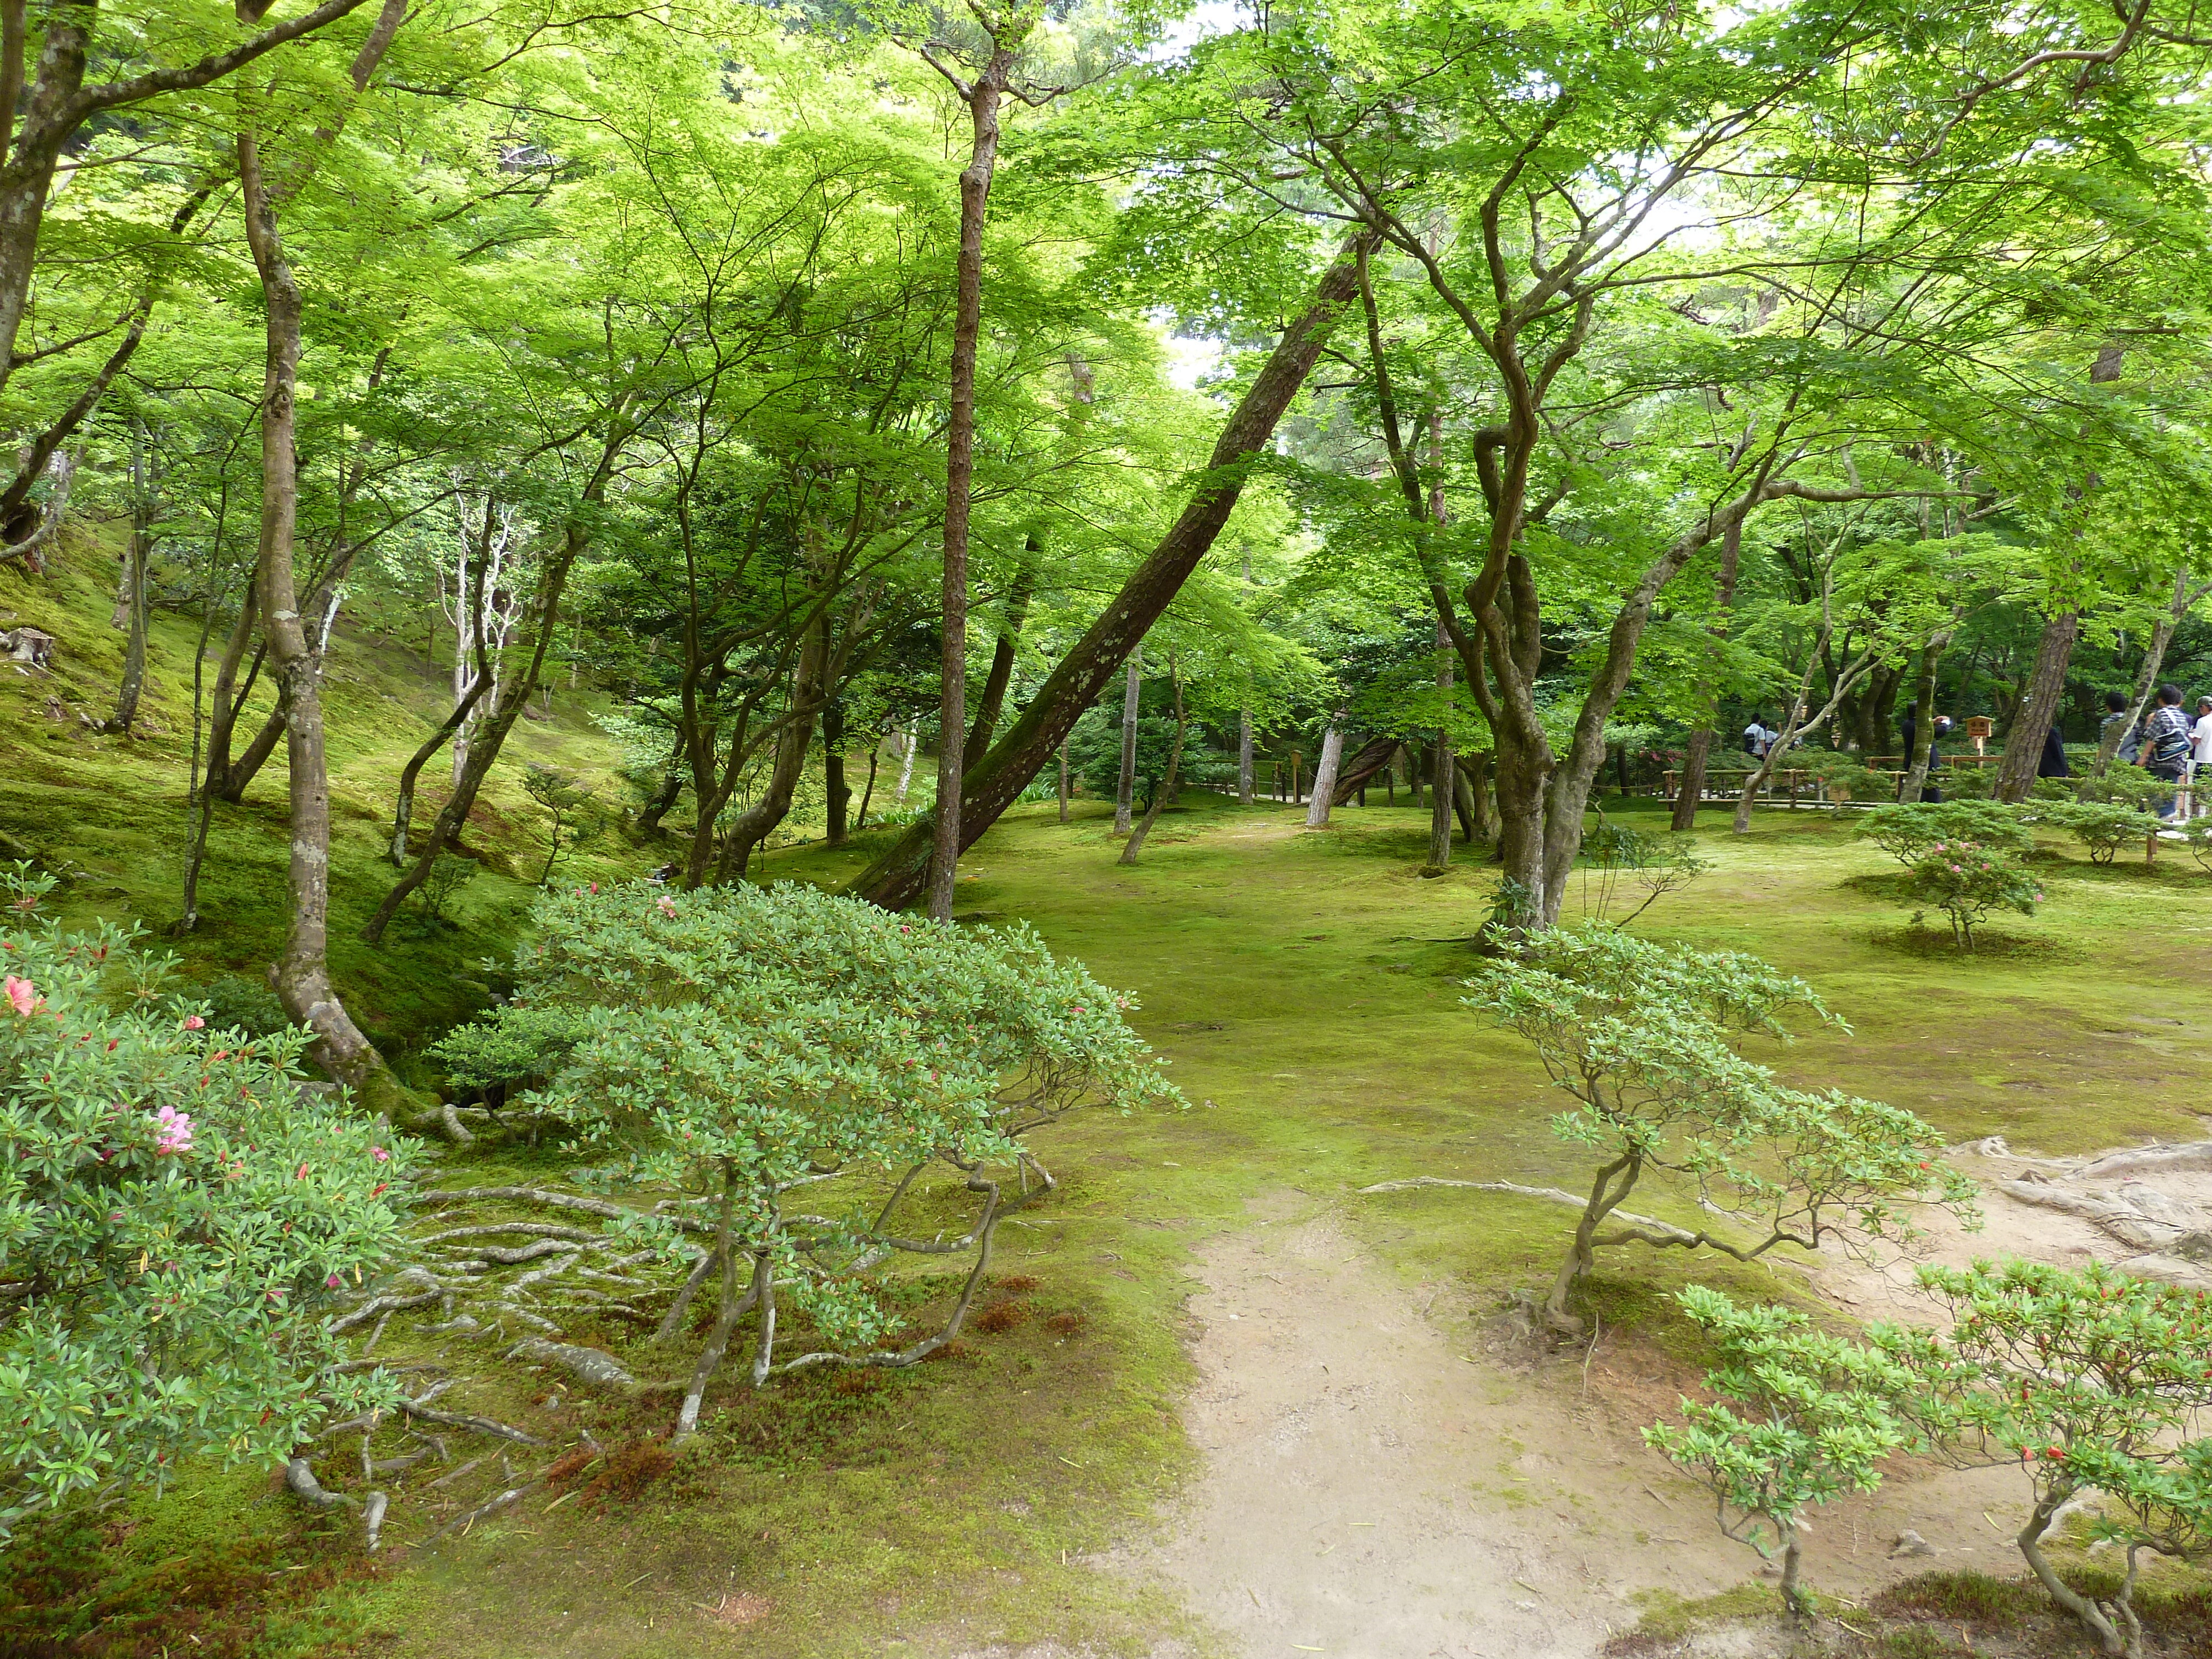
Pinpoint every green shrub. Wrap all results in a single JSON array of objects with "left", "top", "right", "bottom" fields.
[
  {"left": 2073, "top": 762, "right": 2169, "bottom": 811},
  {"left": 1906, "top": 839, "right": 2043, "bottom": 948},
  {"left": 434, "top": 880, "right": 1182, "bottom": 1435},
  {"left": 1857, "top": 801, "right": 2034, "bottom": 868},
  {"left": 0, "top": 865, "right": 418, "bottom": 1545},
  {"left": 1796, "top": 750, "right": 1892, "bottom": 804},
  {"left": 1460, "top": 926, "right": 1975, "bottom": 1331},
  {"left": 2048, "top": 799, "right": 2159, "bottom": 865}
]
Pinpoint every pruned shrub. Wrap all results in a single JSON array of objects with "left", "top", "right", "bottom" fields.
[
  {"left": 1458, "top": 927, "right": 1976, "bottom": 1331},
  {"left": 1906, "top": 839, "right": 2042, "bottom": 948},
  {"left": 1858, "top": 801, "right": 2033, "bottom": 868},
  {"left": 432, "top": 881, "right": 1181, "bottom": 1439},
  {"left": 1651, "top": 1264, "right": 2212, "bottom": 1653},
  {"left": 2048, "top": 800, "right": 2160, "bottom": 865}
]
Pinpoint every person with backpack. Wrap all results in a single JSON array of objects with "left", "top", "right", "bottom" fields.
[{"left": 2143, "top": 682, "right": 2193, "bottom": 820}]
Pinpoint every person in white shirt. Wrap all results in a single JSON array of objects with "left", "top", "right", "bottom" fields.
[
  {"left": 1743, "top": 717, "right": 1773, "bottom": 759},
  {"left": 2190, "top": 696, "right": 2212, "bottom": 816}
]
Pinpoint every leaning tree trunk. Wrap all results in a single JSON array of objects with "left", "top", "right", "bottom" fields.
[
  {"left": 846, "top": 234, "right": 1375, "bottom": 909},
  {"left": 238, "top": 129, "right": 405, "bottom": 1118},
  {"left": 709, "top": 613, "right": 830, "bottom": 884},
  {"left": 966, "top": 550, "right": 1032, "bottom": 757},
  {"left": 106, "top": 476, "right": 150, "bottom": 734},
  {"left": 1304, "top": 715, "right": 1347, "bottom": 830},
  {"left": 1669, "top": 519, "right": 1744, "bottom": 830},
  {"left": 1995, "top": 611, "right": 2077, "bottom": 803}
]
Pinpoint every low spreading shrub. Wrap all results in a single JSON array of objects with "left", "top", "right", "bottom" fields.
[
  {"left": 1857, "top": 801, "right": 2034, "bottom": 868},
  {"left": 433, "top": 881, "right": 1181, "bottom": 1437},
  {"left": 2049, "top": 800, "right": 2160, "bottom": 865}
]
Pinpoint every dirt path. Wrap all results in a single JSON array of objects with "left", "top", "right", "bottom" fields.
[{"left": 1114, "top": 1196, "right": 2042, "bottom": 1659}]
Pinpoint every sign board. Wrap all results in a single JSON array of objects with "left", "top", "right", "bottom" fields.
[{"left": 1966, "top": 716, "right": 1992, "bottom": 739}]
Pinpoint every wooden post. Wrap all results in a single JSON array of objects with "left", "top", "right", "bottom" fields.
[{"left": 1291, "top": 748, "right": 1302, "bottom": 804}]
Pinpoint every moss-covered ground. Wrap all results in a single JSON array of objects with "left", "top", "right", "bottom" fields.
[{"left": 6, "top": 529, "right": 2211, "bottom": 1654}]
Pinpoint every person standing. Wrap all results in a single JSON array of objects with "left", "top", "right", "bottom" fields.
[
  {"left": 2143, "top": 682, "right": 2193, "bottom": 821},
  {"left": 2189, "top": 695, "right": 2212, "bottom": 816},
  {"left": 2037, "top": 722, "right": 2070, "bottom": 779},
  {"left": 1742, "top": 714, "right": 1772, "bottom": 759}
]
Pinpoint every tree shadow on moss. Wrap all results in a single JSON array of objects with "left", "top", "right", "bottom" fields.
[{"left": 1864, "top": 924, "right": 2081, "bottom": 964}]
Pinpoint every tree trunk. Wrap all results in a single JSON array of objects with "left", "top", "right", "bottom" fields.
[
  {"left": 928, "top": 51, "right": 1014, "bottom": 924},
  {"left": 1057, "top": 738, "right": 1070, "bottom": 822},
  {"left": 1428, "top": 616, "right": 1453, "bottom": 869},
  {"left": 106, "top": 434, "right": 151, "bottom": 733},
  {"left": 846, "top": 234, "right": 1375, "bottom": 909},
  {"left": 708, "top": 605, "right": 831, "bottom": 885},
  {"left": 1118, "top": 672, "right": 1184, "bottom": 865},
  {"left": 2094, "top": 567, "right": 2199, "bottom": 775},
  {"left": 361, "top": 448, "right": 622, "bottom": 945},
  {"left": 1114, "top": 650, "right": 1141, "bottom": 834},
  {"left": 238, "top": 128, "right": 403, "bottom": 1115},
  {"left": 1898, "top": 634, "right": 1953, "bottom": 804},
  {"left": 854, "top": 740, "right": 880, "bottom": 831},
  {"left": 823, "top": 695, "right": 850, "bottom": 846},
  {"left": 1304, "top": 717, "right": 1347, "bottom": 830},
  {"left": 1995, "top": 613, "right": 2073, "bottom": 802},
  {"left": 966, "top": 549, "right": 1032, "bottom": 757},
  {"left": 1670, "top": 519, "right": 1744, "bottom": 830},
  {"left": 1454, "top": 752, "right": 1489, "bottom": 843}
]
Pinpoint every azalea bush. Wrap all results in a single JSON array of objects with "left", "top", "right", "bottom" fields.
[
  {"left": 1646, "top": 1287, "right": 1913, "bottom": 1613},
  {"left": 1906, "top": 838, "right": 2043, "bottom": 948},
  {"left": 434, "top": 880, "right": 1181, "bottom": 1436},
  {"left": 1858, "top": 800, "right": 2034, "bottom": 868},
  {"left": 0, "top": 865, "right": 417, "bottom": 1545},
  {"left": 1656, "top": 1265, "right": 2212, "bottom": 1655},
  {"left": 1462, "top": 927, "right": 1976, "bottom": 1331}
]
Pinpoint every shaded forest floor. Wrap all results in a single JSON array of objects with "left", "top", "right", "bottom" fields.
[{"left": 6, "top": 540, "right": 2212, "bottom": 1656}]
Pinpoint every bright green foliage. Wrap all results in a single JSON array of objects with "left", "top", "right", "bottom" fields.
[
  {"left": 2049, "top": 801, "right": 2161, "bottom": 867},
  {"left": 0, "top": 868, "right": 416, "bottom": 1545},
  {"left": 2063, "top": 766, "right": 2172, "bottom": 813},
  {"left": 435, "top": 881, "right": 1180, "bottom": 1421},
  {"left": 1657, "top": 1264, "right": 2212, "bottom": 1653},
  {"left": 1646, "top": 1287, "right": 1917, "bottom": 1613},
  {"left": 1463, "top": 927, "right": 1976, "bottom": 1328},
  {"left": 1906, "top": 839, "right": 2043, "bottom": 948},
  {"left": 1571, "top": 820, "right": 1709, "bottom": 928},
  {"left": 1857, "top": 801, "right": 2034, "bottom": 868}
]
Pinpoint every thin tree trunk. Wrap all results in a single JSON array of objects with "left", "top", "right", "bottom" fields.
[
  {"left": 1118, "top": 670, "right": 1185, "bottom": 865},
  {"left": 1114, "top": 650, "right": 1141, "bottom": 834},
  {"left": 106, "top": 429, "right": 151, "bottom": 733},
  {"left": 1305, "top": 716, "right": 1347, "bottom": 830},
  {"left": 854, "top": 740, "right": 880, "bottom": 831},
  {"left": 1899, "top": 634, "right": 1954, "bottom": 804},
  {"left": 238, "top": 128, "right": 401, "bottom": 1115},
  {"left": 1057, "top": 738, "right": 1070, "bottom": 822},
  {"left": 177, "top": 475, "right": 235, "bottom": 932},
  {"left": 823, "top": 695, "right": 850, "bottom": 846},
  {"left": 2093, "top": 567, "right": 2208, "bottom": 775},
  {"left": 1671, "top": 518, "right": 1744, "bottom": 830},
  {"left": 895, "top": 718, "right": 917, "bottom": 804},
  {"left": 927, "top": 50, "right": 1014, "bottom": 924},
  {"left": 1428, "top": 622, "right": 1453, "bottom": 869}
]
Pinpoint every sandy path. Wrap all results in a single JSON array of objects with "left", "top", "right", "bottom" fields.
[
  {"left": 1113, "top": 1196, "right": 2052, "bottom": 1659},
  {"left": 1114, "top": 1199, "right": 1744, "bottom": 1658}
]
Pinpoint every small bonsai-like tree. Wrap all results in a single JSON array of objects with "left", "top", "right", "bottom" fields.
[
  {"left": 0, "top": 865, "right": 416, "bottom": 1544},
  {"left": 1857, "top": 800, "right": 2035, "bottom": 868},
  {"left": 521, "top": 765, "right": 602, "bottom": 886},
  {"left": 2050, "top": 799, "right": 2160, "bottom": 867},
  {"left": 1646, "top": 1287, "right": 1915, "bottom": 1614},
  {"left": 1464, "top": 927, "right": 1976, "bottom": 1330},
  {"left": 416, "top": 852, "right": 479, "bottom": 925},
  {"left": 434, "top": 881, "right": 1181, "bottom": 1438},
  {"left": 1906, "top": 838, "right": 2043, "bottom": 948},
  {"left": 1574, "top": 818, "right": 1710, "bottom": 927},
  {"left": 1657, "top": 1265, "right": 2212, "bottom": 1657}
]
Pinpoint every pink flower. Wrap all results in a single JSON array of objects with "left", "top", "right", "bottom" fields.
[
  {"left": 326, "top": 1274, "right": 342, "bottom": 1289},
  {"left": 152, "top": 1104, "right": 193, "bottom": 1155},
  {"left": 182, "top": 1015, "right": 205, "bottom": 1031},
  {"left": 656, "top": 896, "right": 677, "bottom": 919},
  {"left": 296, "top": 1162, "right": 310, "bottom": 1180},
  {"left": 4, "top": 975, "right": 36, "bottom": 1016},
  {"left": 371, "top": 1145, "right": 389, "bottom": 1162}
]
